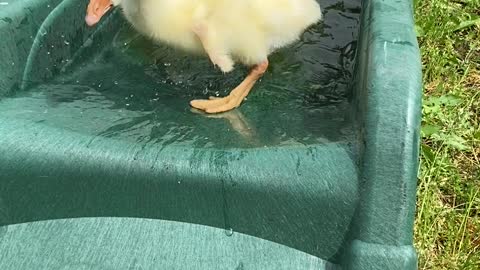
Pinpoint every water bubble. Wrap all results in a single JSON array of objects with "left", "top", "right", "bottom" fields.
[
  {"left": 64, "top": 40, "right": 70, "bottom": 45},
  {"left": 164, "top": 62, "right": 171, "bottom": 67},
  {"left": 114, "top": 81, "right": 119, "bottom": 85},
  {"left": 225, "top": 228, "right": 234, "bottom": 237},
  {"left": 84, "top": 38, "right": 93, "bottom": 47}
]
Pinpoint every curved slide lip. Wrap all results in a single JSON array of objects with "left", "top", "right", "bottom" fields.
[
  {"left": 349, "top": 0, "right": 422, "bottom": 247},
  {"left": 0, "top": 116, "right": 359, "bottom": 261}
]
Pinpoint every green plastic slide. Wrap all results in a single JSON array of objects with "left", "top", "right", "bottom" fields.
[{"left": 0, "top": 0, "right": 422, "bottom": 269}]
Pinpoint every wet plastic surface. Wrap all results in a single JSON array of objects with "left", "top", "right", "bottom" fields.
[
  {"left": 0, "top": 0, "right": 421, "bottom": 269},
  {"left": 2, "top": 0, "right": 359, "bottom": 148}
]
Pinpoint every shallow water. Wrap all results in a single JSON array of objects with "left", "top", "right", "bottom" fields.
[{"left": 1, "top": 0, "right": 361, "bottom": 148}]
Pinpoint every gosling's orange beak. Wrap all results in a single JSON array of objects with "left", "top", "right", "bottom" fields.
[{"left": 85, "top": 0, "right": 114, "bottom": 27}]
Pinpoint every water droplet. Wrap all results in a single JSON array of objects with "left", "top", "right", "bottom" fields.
[
  {"left": 84, "top": 38, "right": 93, "bottom": 47},
  {"left": 114, "top": 81, "right": 119, "bottom": 85},
  {"left": 225, "top": 228, "right": 234, "bottom": 237},
  {"left": 126, "top": 103, "right": 130, "bottom": 107},
  {"left": 64, "top": 40, "right": 70, "bottom": 45},
  {"left": 47, "top": 51, "right": 51, "bottom": 55}
]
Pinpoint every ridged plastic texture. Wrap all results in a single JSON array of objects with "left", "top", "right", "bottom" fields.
[{"left": 0, "top": 0, "right": 421, "bottom": 269}]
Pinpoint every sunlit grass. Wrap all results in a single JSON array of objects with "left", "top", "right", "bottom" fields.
[{"left": 414, "top": 0, "right": 480, "bottom": 269}]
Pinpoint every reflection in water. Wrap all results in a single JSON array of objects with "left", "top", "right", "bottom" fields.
[
  {"left": 0, "top": 0, "right": 361, "bottom": 149},
  {"left": 191, "top": 108, "right": 257, "bottom": 143}
]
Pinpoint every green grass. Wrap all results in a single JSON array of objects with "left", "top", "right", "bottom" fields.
[{"left": 414, "top": 0, "right": 480, "bottom": 269}]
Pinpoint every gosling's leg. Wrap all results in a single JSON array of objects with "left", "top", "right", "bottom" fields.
[
  {"left": 192, "top": 21, "right": 234, "bottom": 73},
  {"left": 190, "top": 60, "right": 269, "bottom": 114}
]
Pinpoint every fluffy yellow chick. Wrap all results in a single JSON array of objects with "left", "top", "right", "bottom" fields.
[{"left": 86, "top": 0, "right": 322, "bottom": 113}]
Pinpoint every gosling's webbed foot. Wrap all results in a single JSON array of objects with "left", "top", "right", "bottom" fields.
[
  {"left": 190, "top": 95, "right": 243, "bottom": 114},
  {"left": 190, "top": 60, "right": 269, "bottom": 114}
]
